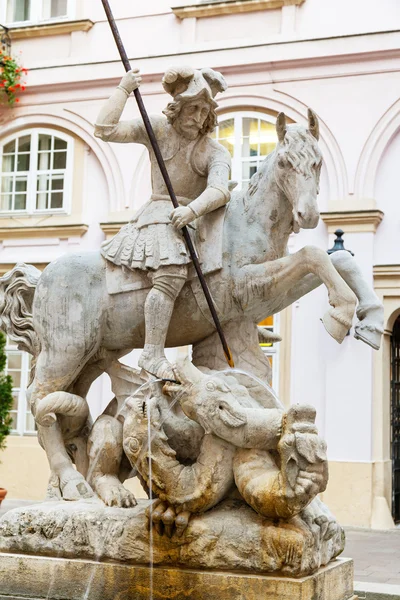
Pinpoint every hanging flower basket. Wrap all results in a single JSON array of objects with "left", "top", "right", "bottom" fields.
[{"left": 0, "top": 50, "right": 27, "bottom": 107}]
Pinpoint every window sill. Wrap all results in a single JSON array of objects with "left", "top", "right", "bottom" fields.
[
  {"left": 171, "top": 0, "right": 304, "bottom": 19},
  {"left": 7, "top": 19, "right": 94, "bottom": 40},
  {"left": 0, "top": 216, "right": 88, "bottom": 239}
]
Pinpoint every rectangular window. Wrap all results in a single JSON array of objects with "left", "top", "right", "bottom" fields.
[{"left": 5, "top": 338, "right": 35, "bottom": 436}]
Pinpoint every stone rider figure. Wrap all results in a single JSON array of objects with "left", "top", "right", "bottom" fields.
[{"left": 95, "top": 66, "right": 231, "bottom": 381}]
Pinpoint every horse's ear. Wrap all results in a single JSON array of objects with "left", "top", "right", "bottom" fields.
[
  {"left": 308, "top": 108, "right": 320, "bottom": 140},
  {"left": 276, "top": 112, "right": 287, "bottom": 144}
]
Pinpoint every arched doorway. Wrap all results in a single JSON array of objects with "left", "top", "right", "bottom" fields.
[{"left": 391, "top": 315, "right": 400, "bottom": 522}]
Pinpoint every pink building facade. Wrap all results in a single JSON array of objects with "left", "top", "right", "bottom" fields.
[{"left": 0, "top": 0, "right": 400, "bottom": 528}]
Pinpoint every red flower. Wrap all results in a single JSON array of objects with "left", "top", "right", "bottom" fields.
[{"left": 15, "top": 98, "right": 20, "bottom": 103}]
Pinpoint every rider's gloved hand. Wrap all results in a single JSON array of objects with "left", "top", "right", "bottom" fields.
[
  {"left": 170, "top": 206, "right": 195, "bottom": 230},
  {"left": 118, "top": 68, "right": 142, "bottom": 95}
]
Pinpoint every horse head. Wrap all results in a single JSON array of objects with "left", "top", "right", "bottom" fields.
[{"left": 274, "top": 109, "right": 322, "bottom": 233}]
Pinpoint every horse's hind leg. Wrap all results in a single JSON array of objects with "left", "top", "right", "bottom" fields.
[
  {"left": 30, "top": 351, "right": 94, "bottom": 501},
  {"left": 330, "top": 250, "right": 384, "bottom": 349}
]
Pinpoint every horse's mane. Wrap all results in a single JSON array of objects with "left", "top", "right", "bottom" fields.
[{"left": 244, "top": 125, "right": 322, "bottom": 209}]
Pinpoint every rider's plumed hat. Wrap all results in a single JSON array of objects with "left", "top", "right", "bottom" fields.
[{"left": 162, "top": 66, "right": 227, "bottom": 108}]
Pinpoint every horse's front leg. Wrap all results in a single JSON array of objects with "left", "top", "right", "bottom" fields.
[
  {"left": 330, "top": 250, "right": 384, "bottom": 350},
  {"left": 241, "top": 245, "right": 357, "bottom": 343}
]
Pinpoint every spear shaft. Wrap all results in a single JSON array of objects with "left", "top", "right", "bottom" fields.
[{"left": 101, "top": 0, "right": 234, "bottom": 368}]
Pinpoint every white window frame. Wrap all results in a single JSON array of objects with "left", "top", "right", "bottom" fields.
[
  {"left": 0, "top": 128, "right": 74, "bottom": 216},
  {"left": 5, "top": 340, "right": 35, "bottom": 436},
  {"left": 213, "top": 111, "right": 278, "bottom": 191},
  {"left": 1, "top": 0, "right": 76, "bottom": 26}
]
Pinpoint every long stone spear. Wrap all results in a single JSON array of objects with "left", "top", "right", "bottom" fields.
[{"left": 101, "top": 0, "right": 234, "bottom": 369}]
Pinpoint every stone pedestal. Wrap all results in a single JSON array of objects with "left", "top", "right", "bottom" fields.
[
  {"left": 0, "top": 553, "right": 356, "bottom": 600},
  {"left": 0, "top": 499, "right": 345, "bottom": 577}
]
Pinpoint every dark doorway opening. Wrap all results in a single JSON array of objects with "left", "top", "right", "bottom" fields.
[{"left": 391, "top": 316, "right": 400, "bottom": 523}]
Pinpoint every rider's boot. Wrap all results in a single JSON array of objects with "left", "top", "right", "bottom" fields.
[{"left": 138, "top": 266, "right": 187, "bottom": 381}]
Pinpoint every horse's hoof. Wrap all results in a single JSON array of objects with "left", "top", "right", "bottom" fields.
[
  {"left": 354, "top": 324, "right": 382, "bottom": 350},
  {"left": 321, "top": 312, "right": 349, "bottom": 344},
  {"left": 62, "top": 476, "right": 94, "bottom": 501}
]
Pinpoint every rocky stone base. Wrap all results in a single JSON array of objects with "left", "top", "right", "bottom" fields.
[
  {"left": 0, "top": 553, "right": 355, "bottom": 600},
  {"left": 0, "top": 499, "right": 344, "bottom": 578}
]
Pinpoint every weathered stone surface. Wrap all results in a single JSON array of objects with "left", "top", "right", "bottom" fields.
[
  {"left": 0, "top": 553, "right": 355, "bottom": 600},
  {"left": 0, "top": 499, "right": 344, "bottom": 578}
]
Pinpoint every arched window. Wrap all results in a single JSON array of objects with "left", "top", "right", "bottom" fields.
[
  {"left": 213, "top": 111, "right": 280, "bottom": 391},
  {"left": 0, "top": 129, "right": 74, "bottom": 214},
  {"left": 212, "top": 111, "right": 278, "bottom": 190}
]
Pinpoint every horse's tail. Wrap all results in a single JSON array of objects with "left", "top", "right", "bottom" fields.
[{"left": 0, "top": 263, "right": 41, "bottom": 358}]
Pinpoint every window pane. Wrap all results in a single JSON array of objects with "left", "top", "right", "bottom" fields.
[
  {"left": 2, "top": 154, "right": 15, "bottom": 172},
  {"left": 214, "top": 119, "right": 234, "bottom": 156},
  {"left": 1, "top": 195, "right": 12, "bottom": 211},
  {"left": 3, "top": 140, "right": 16, "bottom": 154},
  {"left": 53, "top": 151, "right": 67, "bottom": 170},
  {"left": 1, "top": 177, "right": 13, "bottom": 194},
  {"left": 8, "top": 354, "right": 22, "bottom": 369},
  {"left": 37, "top": 175, "right": 49, "bottom": 209},
  {"left": 37, "top": 152, "right": 51, "bottom": 170},
  {"left": 54, "top": 137, "right": 67, "bottom": 150},
  {"left": 18, "top": 135, "right": 31, "bottom": 153},
  {"left": 50, "top": 192, "right": 63, "bottom": 209},
  {"left": 17, "top": 153, "right": 30, "bottom": 172},
  {"left": 13, "top": 0, "right": 30, "bottom": 21},
  {"left": 259, "top": 121, "right": 277, "bottom": 156},
  {"left": 38, "top": 134, "right": 52, "bottom": 152},
  {"left": 12, "top": 394, "right": 19, "bottom": 411},
  {"left": 14, "top": 194, "right": 27, "bottom": 210},
  {"left": 218, "top": 119, "right": 234, "bottom": 138},
  {"left": 51, "top": 176, "right": 64, "bottom": 190},
  {"left": 10, "top": 412, "right": 18, "bottom": 430},
  {"left": 8, "top": 370, "right": 21, "bottom": 388},
  {"left": 15, "top": 177, "right": 27, "bottom": 193}
]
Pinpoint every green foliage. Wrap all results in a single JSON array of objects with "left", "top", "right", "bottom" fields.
[{"left": 0, "top": 332, "right": 14, "bottom": 452}]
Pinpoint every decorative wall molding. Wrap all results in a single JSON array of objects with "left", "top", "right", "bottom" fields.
[
  {"left": 100, "top": 221, "right": 129, "bottom": 239},
  {"left": 171, "top": 0, "right": 304, "bottom": 19},
  {"left": 320, "top": 209, "right": 384, "bottom": 233},
  {"left": 373, "top": 264, "right": 400, "bottom": 288},
  {"left": 8, "top": 20, "right": 94, "bottom": 40},
  {"left": 0, "top": 223, "right": 88, "bottom": 240}
]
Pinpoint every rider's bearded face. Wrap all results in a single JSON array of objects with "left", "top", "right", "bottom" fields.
[{"left": 174, "top": 99, "right": 211, "bottom": 140}]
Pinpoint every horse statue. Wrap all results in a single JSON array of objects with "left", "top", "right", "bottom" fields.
[{"left": 0, "top": 109, "right": 383, "bottom": 506}]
